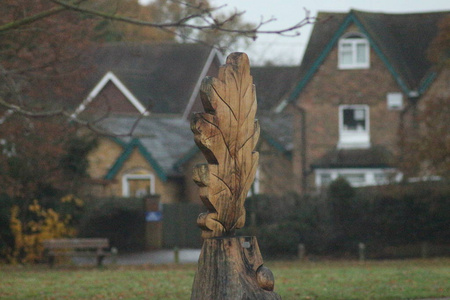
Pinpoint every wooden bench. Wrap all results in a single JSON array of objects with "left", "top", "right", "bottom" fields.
[{"left": 43, "top": 238, "right": 114, "bottom": 267}]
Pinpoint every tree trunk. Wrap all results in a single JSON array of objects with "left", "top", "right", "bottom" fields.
[{"left": 191, "top": 236, "right": 281, "bottom": 300}]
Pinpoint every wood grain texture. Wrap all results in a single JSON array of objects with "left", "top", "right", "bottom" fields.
[
  {"left": 191, "top": 52, "right": 260, "bottom": 239},
  {"left": 190, "top": 53, "right": 280, "bottom": 299},
  {"left": 190, "top": 236, "right": 281, "bottom": 300}
]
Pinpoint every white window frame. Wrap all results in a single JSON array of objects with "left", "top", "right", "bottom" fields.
[
  {"left": 315, "top": 168, "right": 402, "bottom": 188},
  {"left": 338, "top": 33, "right": 370, "bottom": 69},
  {"left": 247, "top": 168, "right": 260, "bottom": 197},
  {"left": 338, "top": 105, "right": 370, "bottom": 149},
  {"left": 122, "top": 173, "right": 155, "bottom": 197},
  {"left": 0, "top": 139, "right": 16, "bottom": 157},
  {"left": 387, "top": 93, "right": 403, "bottom": 110}
]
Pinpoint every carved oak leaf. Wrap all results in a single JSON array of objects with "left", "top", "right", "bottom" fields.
[{"left": 191, "top": 52, "right": 260, "bottom": 239}]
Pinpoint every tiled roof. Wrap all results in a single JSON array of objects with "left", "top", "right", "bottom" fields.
[
  {"left": 311, "top": 146, "right": 395, "bottom": 169},
  {"left": 297, "top": 12, "right": 346, "bottom": 89},
  {"left": 251, "top": 66, "right": 300, "bottom": 111},
  {"left": 98, "top": 113, "right": 294, "bottom": 177},
  {"left": 81, "top": 45, "right": 299, "bottom": 176},
  {"left": 353, "top": 10, "right": 448, "bottom": 89},
  {"left": 81, "top": 42, "right": 216, "bottom": 114},
  {"left": 97, "top": 115, "right": 195, "bottom": 177},
  {"left": 258, "top": 111, "right": 294, "bottom": 153},
  {"left": 288, "top": 10, "right": 449, "bottom": 102},
  {"left": 240, "top": 67, "right": 298, "bottom": 156}
]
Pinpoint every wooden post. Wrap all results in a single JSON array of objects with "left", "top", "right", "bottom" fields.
[
  {"left": 174, "top": 247, "right": 180, "bottom": 264},
  {"left": 298, "top": 244, "right": 306, "bottom": 261},
  {"left": 190, "top": 53, "right": 280, "bottom": 299},
  {"left": 144, "top": 196, "right": 162, "bottom": 249},
  {"left": 358, "top": 242, "right": 366, "bottom": 262}
]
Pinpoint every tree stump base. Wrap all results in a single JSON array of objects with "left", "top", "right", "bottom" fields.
[{"left": 191, "top": 236, "right": 281, "bottom": 300}]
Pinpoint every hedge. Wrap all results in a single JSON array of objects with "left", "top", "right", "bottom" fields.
[{"left": 243, "top": 180, "right": 450, "bottom": 259}]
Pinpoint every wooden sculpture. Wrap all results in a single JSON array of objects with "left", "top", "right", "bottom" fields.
[{"left": 190, "top": 53, "right": 280, "bottom": 299}]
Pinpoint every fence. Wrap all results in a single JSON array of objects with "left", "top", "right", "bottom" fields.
[
  {"left": 162, "top": 203, "right": 203, "bottom": 249},
  {"left": 79, "top": 197, "right": 204, "bottom": 251}
]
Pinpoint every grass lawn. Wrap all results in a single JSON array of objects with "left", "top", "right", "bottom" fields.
[{"left": 0, "top": 258, "right": 449, "bottom": 299}]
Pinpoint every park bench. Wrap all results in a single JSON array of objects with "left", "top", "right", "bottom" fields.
[{"left": 43, "top": 238, "right": 114, "bottom": 267}]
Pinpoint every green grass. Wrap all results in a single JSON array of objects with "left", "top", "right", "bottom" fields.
[
  {"left": 0, "top": 259, "right": 449, "bottom": 299},
  {"left": 272, "top": 259, "right": 449, "bottom": 299}
]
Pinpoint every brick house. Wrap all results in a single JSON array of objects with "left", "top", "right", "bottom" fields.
[
  {"left": 277, "top": 10, "right": 449, "bottom": 192},
  {"left": 76, "top": 10, "right": 448, "bottom": 201},
  {"left": 73, "top": 42, "right": 223, "bottom": 203},
  {"left": 74, "top": 43, "right": 298, "bottom": 203}
]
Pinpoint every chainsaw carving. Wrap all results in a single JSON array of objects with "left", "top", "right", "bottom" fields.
[
  {"left": 191, "top": 52, "right": 260, "bottom": 239},
  {"left": 190, "top": 52, "right": 280, "bottom": 300}
]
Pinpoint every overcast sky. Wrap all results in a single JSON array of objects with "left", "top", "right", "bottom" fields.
[{"left": 212, "top": 0, "right": 449, "bottom": 66}]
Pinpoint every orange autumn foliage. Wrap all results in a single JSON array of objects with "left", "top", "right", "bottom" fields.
[{"left": 7, "top": 195, "right": 83, "bottom": 264}]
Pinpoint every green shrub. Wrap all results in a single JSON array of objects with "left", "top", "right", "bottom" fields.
[{"left": 0, "top": 194, "right": 14, "bottom": 262}]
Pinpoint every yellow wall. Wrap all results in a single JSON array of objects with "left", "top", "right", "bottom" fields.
[
  {"left": 87, "top": 138, "right": 123, "bottom": 180},
  {"left": 86, "top": 139, "right": 182, "bottom": 203}
]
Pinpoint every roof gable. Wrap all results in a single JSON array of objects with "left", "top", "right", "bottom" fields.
[
  {"left": 95, "top": 116, "right": 196, "bottom": 176},
  {"left": 73, "top": 71, "right": 148, "bottom": 117},
  {"left": 182, "top": 49, "right": 223, "bottom": 120},
  {"left": 80, "top": 43, "right": 221, "bottom": 116},
  {"left": 353, "top": 11, "right": 446, "bottom": 92},
  {"left": 104, "top": 138, "right": 167, "bottom": 182},
  {"left": 286, "top": 10, "right": 448, "bottom": 104}
]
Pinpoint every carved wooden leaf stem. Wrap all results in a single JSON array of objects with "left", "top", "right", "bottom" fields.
[{"left": 191, "top": 52, "right": 260, "bottom": 239}]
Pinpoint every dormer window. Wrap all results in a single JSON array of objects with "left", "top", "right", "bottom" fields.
[{"left": 338, "top": 33, "right": 370, "bottom": 69}]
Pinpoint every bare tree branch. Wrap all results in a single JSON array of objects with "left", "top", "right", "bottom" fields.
[
  {"left": 47, "top": 0, "right": 314, "bottom": 36},
  {"left": 0, "top": 94, "right": 155, "bottom": 138},
  {"left": 0, "top": 0, "right": 315, "bottom": 138},
  {"left": 0, "top": 6, "right": 66, "bottom": 33}
]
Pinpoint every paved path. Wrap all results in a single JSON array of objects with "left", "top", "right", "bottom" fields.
[
  {"left": 73, "top": 249, "right": 201, "bottom": 266},
  {"left": 113, "top": 248, "right": 201, "bottom": 265}
]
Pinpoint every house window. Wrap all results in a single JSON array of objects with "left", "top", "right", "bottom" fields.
[
  {"left": 122, "top": 173, "right": 155, "bottom": 197},
  {"left": 338, "top": 105, "right": 370, "bottom": 149},
  {"left": 374, "top": 173, "right": 388, "bottom": 185},
  {"left": 340, "top": 173, "right": 366, "bottom": 185},
  {"left": 319, "top": 173, "right": 333, "bottom": 187},
  {"left": 387, "top": 93, "right": 403, "bottom": 110},
  {"left": 338, "top": 33, "right": 370, "bottom": 69},
  {"left": 316, "top": 171, "right": 367, "bottom": 187},
  {"left": 247, "top": 168, "right": 260, "bottom": 197},
  {"left": 315, "top": 169, "right": 401, "bottom": 188},
  {"left": 0, "top": 139, "right": 16, "bottom": 157}
]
